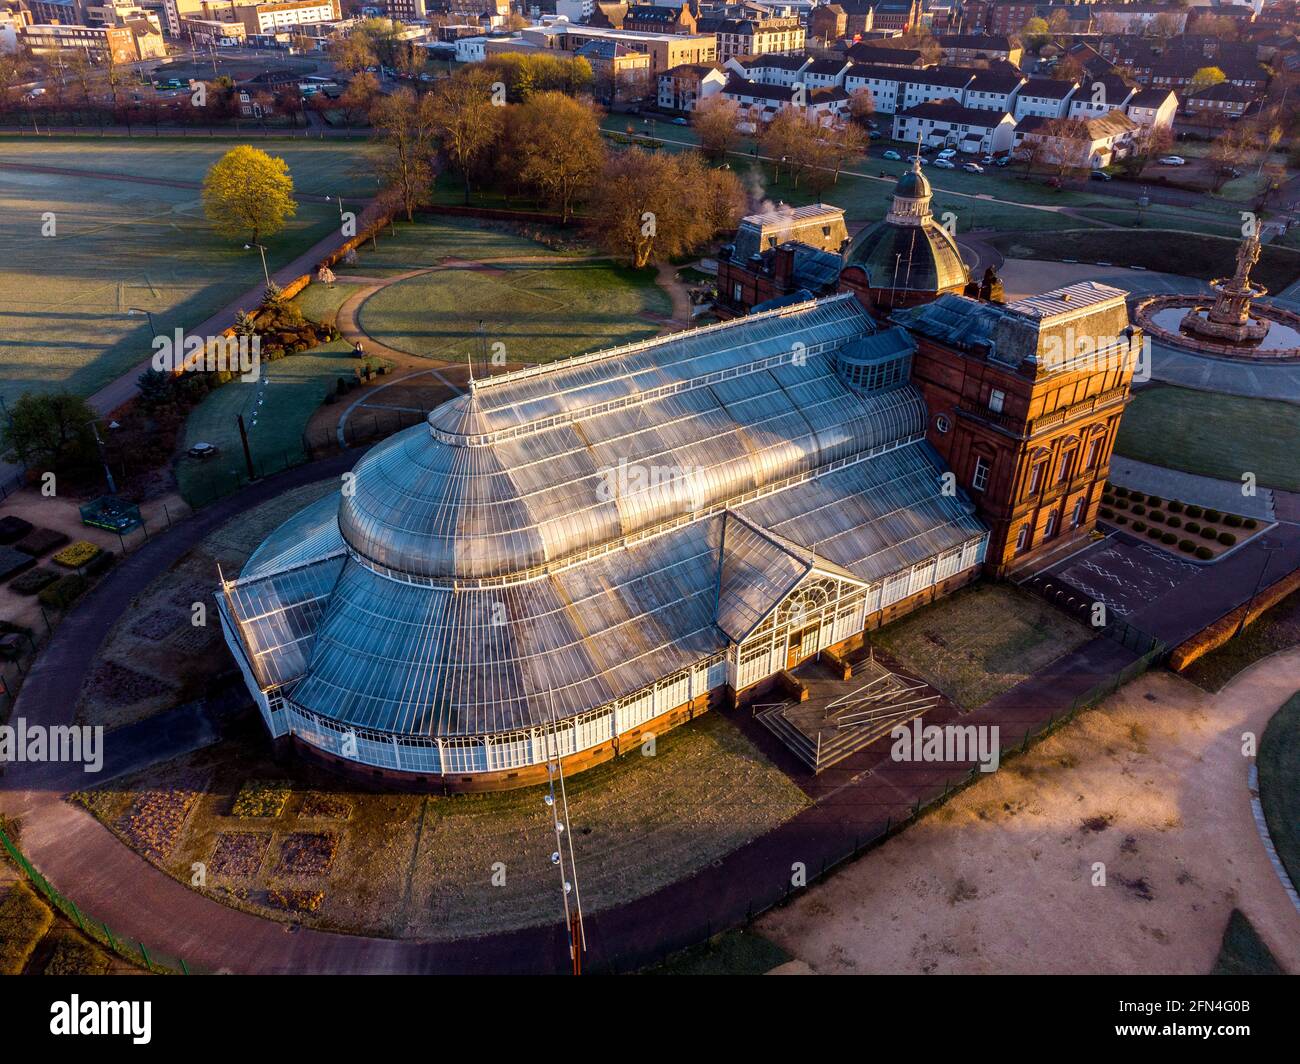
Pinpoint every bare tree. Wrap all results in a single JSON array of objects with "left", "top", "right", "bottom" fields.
[
  {"left": 371, "top": 87, "right": 440, "bottom": 221},
  {"left": 692, "top": 94, "right": 742, "bottom": 162},
  {"left": 428, "top": 67, "right": 505, "bottom": 204}
]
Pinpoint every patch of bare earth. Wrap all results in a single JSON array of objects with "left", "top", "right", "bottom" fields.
[{"left": 759, "top": 652, "right": 1300, "bottom": 974}]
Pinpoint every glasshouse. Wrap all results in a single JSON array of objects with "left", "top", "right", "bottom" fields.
[{"left": 217, "top": 293, "right": 989, "bottom": 788}]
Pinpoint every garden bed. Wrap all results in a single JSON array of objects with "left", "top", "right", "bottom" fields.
[{"left": 1099, "top": 483, "right": 1263, "bottom": 561}]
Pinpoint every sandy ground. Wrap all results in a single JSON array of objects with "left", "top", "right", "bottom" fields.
[{"left": 759, "top": 649, "right": 1300, "bottom": 975}]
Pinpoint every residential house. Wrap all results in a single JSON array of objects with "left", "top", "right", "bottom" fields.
[
  {"left": 1012, "top": 77, "right": 1079, "bottom": 120},
  {"left": 711, "top": 15, "right": 804, "bottom": 61},
  {"left": 963, "top": 69, "right": 1027, "bottom": 112},
  {"left": 893, "top": 98, "right": 1017, "bottom": 155},
  {"left": 658, "top": 61, "right": 727, "bottom": 110},
  {"left": 1124, "top": 87, "right": 1177, "bottom": 131},
  {"left": 1067, "top": 75, "right": 1136, "bottom": 119},
  {"left": 936, "top": 32, "right": 1022, "bottom": 67},
  {"left": 1183, "top": 81, "right": 1257, "bottom": 119},
  {"left": 1014, "top": 110, "right": 1139, "bottom": 169}
]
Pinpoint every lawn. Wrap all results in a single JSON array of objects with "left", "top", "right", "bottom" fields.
[
  {"left": 1258, "top": 691, "right": 1300, "bottom": 896},
  {"left": 75, "top": 711, "right": 809, "bottom": 941},
  {"left": 646, "top": 929, "right": 790, "bottom": 975},
  {"left": 986, "top": 229, "right": 1300, "bottom": 292},
  {"left": 176, "top": 341, "right": 358, "bottom": 505},
  {"left": 1182, "top": 591, "right": 1300, "bottom": 693},
  {"left": 870, "top": 582, "right": 1092, "bottom": 709},
  {"left": 0, "top": 143, "right": 372, "bottom": 407},
  {"left": 1210, "top": 909, "right": 1285, "bottom": 975},
  {"left": 358, "top": 258, "right": 671, "bottom": 364},
  {"left": 1115, "top": 385, "right": 1300, "bottom": 492}
]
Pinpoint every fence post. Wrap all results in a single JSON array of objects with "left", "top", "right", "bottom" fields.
[
  {"left": 138, "top": 942, "right": 151, "bottom": 971},
  {"left": 102, "top": 921, "right": 117, "bottom": 952}
]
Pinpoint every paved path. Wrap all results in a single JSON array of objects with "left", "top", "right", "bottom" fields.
[{"left": 1108, "top": 456, "right": 1277, "bottom": 522}]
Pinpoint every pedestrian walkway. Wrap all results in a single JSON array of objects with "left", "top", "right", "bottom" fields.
[{"left": 1108, "top": 456, "right": 1276, "bottom": 522}]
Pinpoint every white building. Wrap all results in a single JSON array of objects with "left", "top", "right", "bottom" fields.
[
  {"left": 1013, "top": 78, "right": 1079, "bottom": 121},
  {"left": 893, "top": 98, "right": 1017, "bottom": 155}
]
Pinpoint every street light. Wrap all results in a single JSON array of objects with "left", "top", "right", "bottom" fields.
[
  {"left": 1236, "top": 538, "right": 1284, "bottom": 638},
  {"left": 325, "top": 194, "right": 344, "bottom": 220},
  {"left": 126, "top": 306, "right": 156, "bottom": 336},
  {"left": 244, "top": 242, "right": 270, "bottom": 287}
]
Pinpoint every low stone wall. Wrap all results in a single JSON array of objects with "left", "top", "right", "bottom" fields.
[{"left": 1134, "top": 295, "right": 1300, "bottom": 361}]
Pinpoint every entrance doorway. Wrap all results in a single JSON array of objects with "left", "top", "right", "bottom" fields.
[{"left": 786, "top": 624, "right": 820, "bottom": 669}]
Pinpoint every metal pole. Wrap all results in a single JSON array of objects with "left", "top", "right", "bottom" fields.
[{"left": 237, "top": 413, "right": 256, "bottom": 481}]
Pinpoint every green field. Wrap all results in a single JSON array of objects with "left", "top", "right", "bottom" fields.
[
  {"left": 1115, "top": 386, "right": 1300, "bottom": 492},
  {"left": 870, "top": 583, "right": 1092, "bottom": 710},
  {"left": 177, "top": 340, "right": 356, "bottom": 504},
  {"left": 354, "top": 225, "right": 670, "bottom": 364},
  {"left": 0, "top": 138, "right": 377, "bottom": 408}
]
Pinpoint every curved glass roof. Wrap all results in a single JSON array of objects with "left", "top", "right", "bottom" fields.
[{"left": 221, "top": 296, "right": 988, "bottom": 738}]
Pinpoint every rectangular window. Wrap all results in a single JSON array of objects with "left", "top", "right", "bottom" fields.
[
  {"left": 1071, "top": 497, "right": 1086, "bottom": 528},
  {"left": 1015, "top": 525, "right": 1030, "bottom": 553},
  {"left": 732, "top": 282, "right": 742, "bottom": 301},
  {"left": 1085, "top": 438, "right": 1102, "bottom": 469},
  {"left": 1058, "top": 448, "right": 1076, "bottom": 482},
  {"left": 988, "top": 388, "right": 1005, "bottom": 413},
  {"left": 972, "top": 456, "right": 991, "bottom": 492},
  {"left": 1027, "top": 462, "right": 1045, "bottom": 496}
]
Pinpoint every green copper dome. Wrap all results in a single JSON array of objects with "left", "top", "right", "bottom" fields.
[{"left": 847, "top": 222, "right": 968, "bottom": 294}]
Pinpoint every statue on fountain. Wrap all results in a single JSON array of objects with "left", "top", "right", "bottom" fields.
[{"left": 1180, "top": 227, "right": 1270, "bottom": 343}]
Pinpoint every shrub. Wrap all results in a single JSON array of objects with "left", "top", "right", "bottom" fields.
[
  {"left": 1168, "top": 501, "right": 1184, "bottom": 514},
  {"left": 1186, "top": 504, "right": 1203, "bottom": 518},
  {"left": 1195, "top": 546, "right": 1213, "bottom": 560},
  {"left": 1244, "top": 518, "right": 1258, "bottom": 529},
  {"left": 1114, "top": 498, "right": 1130, "bottom": 510},
  {"left": 1167, "top": 516, "right": 1181, "bottom": 529},
  {"left": 1099, "top": 507, "right": 1114, "bottom": 519},
  {"left": 1147, "top": 494, "right": 1162, "bottom": 506},
  {"left": 231, "top": 780, "right": 294, "bottom": 819},
  {"left": 1115, "top": 515, "right": 1128, "bottom": 525},
  {"left": 1205, "top": 509, "right": 1222, "bottom": 522},
  {"left": 52, "top": 540, "right": 101, "bottom": 569},
  {"left": 1162, "top": 531, "right": 1177, "bottom": 544},
  {"left": 0, "top": 881, "right": 53, "bottom": 975},
  {"left": 1179, "top": 539, "right": 1195, "bottom": 552},
  {"left": 1132, "top": 521, "right": 1147, "bottom": 532},
  {"left": 1149, "top": 510, "right": 1165, "bottom": 523},
  {"left": 1132, "top": 504, "right": 1146, "bottom": 516},
  {"left": 1147, "top": 527, "right": 1163, "bottom": 539},
  {"left": 8, "top": 567, "right": 56, "bottom": 595},
  {"left": 38, "top": 574, "right": 88, "bottom": 609},
  {"left": 1102, "top": 494, "right": 1115, "bottom": 506},
  {"left": 1224, "top": 514, "right": 1242, "bottom": 528},
  {"left": 14, "top": 528, "right": 69, "bottom": 558},
  {"left": 1201, "top": 526, "right": 1219, "bottom": 540},
  {"left": 1113, "top": 486, "right": 1128, "bottom": 498},
  {"left": 1185, "top": 521, "right": 1201, "bottom": 534},
  {"left": 1218, "top": 532, "right": 1236, "bottom": 546}
]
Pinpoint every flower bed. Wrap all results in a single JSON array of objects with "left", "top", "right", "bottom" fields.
[
  {"left": 264, "top": 888, "right": 325, "bottom": 914},
  {"left": 275, "top": 832, "right": 338, "bottom": 876},
  {"left": 52, "top": 541, "right": 102, "bottom": 569},
  {"left": 82, "top": 660, "right": 174, "bottom": 708},
  {"left": 299, "top": 793, "right": 353, "bottom": 821},
  {"left": 116, "top": 781, "right": 204, "bottom": 863},
  {"left": 210, "top": 832, "right": 271, "bottom": 876},
  {"left": 14, "top": 528, "right": 69, "bottom": 558},
  {"left": 231, "top": 780, "right": 294, "bottom": 819},
  {"left": 8, "top": 567, "right": 57, "bottom": 595}
]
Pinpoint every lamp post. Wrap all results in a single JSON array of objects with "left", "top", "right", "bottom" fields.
[
  {"left": 1236, "top": 538, "right": 1284, "bottom": 638},
  {"left": 85, "top": 419, "right": 117, "bottom": 496},
  {"left": 126, "top": 306, "right": 156, "bottom": 337},
  {"left": 244, "top": 241, "right": 270, "bottom": 287}
]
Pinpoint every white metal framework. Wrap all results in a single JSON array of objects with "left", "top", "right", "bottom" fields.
[{"left": 217, "top": 295, "right": 988, "bottom": 778}]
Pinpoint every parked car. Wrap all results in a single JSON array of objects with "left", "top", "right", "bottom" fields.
[
  {"left": 907, "top": 154, "right": 929, "bottom": 165},
  {"left": 995, "top": 157, "right": 1012, "bottom": 167},
  {"left": 868, "top": 130, "right": 882, "bottom": 139},
  {"left": 980, "top": 154, "right": 996, "bottom": 164},
  {"left": 962, "top": 162, "right": 984, "bottom": 174},
  {"left": 933, "top": 158, "right": 956, "bottom": 169},
  {"left": 1089, "top": 169, "right": 1113, "bottom": 181},
  {"left": 882, "top": 149, "right": 902, "bottom": 160},
  {"left": 672, "top": 116, "right": 688, "bottom": 125},
  {"left": 1158, "top": 155, "right": 1186, "bottom": 166},
  {"left": 937, "top": 148, "right": 957, "bottom": 160}
]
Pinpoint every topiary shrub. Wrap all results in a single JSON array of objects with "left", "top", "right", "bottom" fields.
[
  {"left": 1244, "top": 518, "right": 1258, "bottom": 529},
  {"left": 1162, "top": 531, "right": 1177, "bottom": 544},
  {"left": 1168, "top": 501, "right": 1184, "bottom": 514},
  {"left": 1224, "top": 514, "right": 1242, "bottom": 527},
  {"left": 1149, "top": 510, "right": 1165, "bottom": 523},
  {"left": 1179, "top": 539, "right": 1195, "bottom": 553},
  {"left": 1099, "top": 507, "right": 1114, "bottom": 519},
  {"left": 1102, "top": 494, "right": 1115, "bottom": 506},
  {"left": 1132, "top": 504, "right": 1146, "bottom": 516},
  {"left": 1204, "top": 509, "right": 1222, "bottom": 522},
  {"left": 1147, "top": 494, "right": 1162, "bottom": 506},
  {"left": 1186, "top": 504, "right": 1203, "bottom": 518},
  {"left": 1185, "top": 521, "right": 1201, "bottom": 534},
  {"left": 1218, "top": 531, "right": 1236, "bottom": 546},
  {"left": 1195, "top": 546, "right": 1213, "bottom": 560},
  {"left": 1112, "top": 485, "right": 1127, "bottom": 498},
  {"left": 1201, "top": 526, "right": 1218, "bottom": 540},
  {"left": 1132, "top": 520, "right": 1146, "bottom": 532},
  {"left": 1114, "top": 498, "right": 1130, "bottom": 510},
  {"left": 1167, "top": 516, "right": 1181, "bottom": 529},
  {"left": 1147, "top": 527, "right": 1163, "bottom": 539}
]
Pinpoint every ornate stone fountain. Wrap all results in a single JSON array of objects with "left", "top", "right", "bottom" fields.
[{"left": 1178, "top": 230, "right": 1270, "bottom": 343}]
